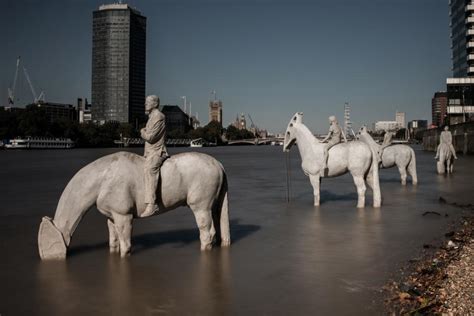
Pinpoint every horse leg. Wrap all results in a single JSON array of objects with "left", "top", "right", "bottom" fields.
[
  {"left": 437, "top": 160, "right": 444, "bottom": 174},
  {"left": 398, "top": 164, "right": 407, "bottom": 185},
  {"left": 353, "top": 175, "right": 366, "bottom": 208},
  {"left": 309, "top": 174, "right": 321, "bottom": 206},
  {"left": 193, "top": 209, "right": 214, "bottom": 251},
  {"left": 209, "top": 221, "right": 216, "bottom": 245},
  {"left": 107, "top": 218, "right": 120, "bottom": 254},
  {"left": 408, "top": 158, "right": 418, "bottom": 185},
  {"left": 112, "top": 213, "right": 133, "bottom": 258}
]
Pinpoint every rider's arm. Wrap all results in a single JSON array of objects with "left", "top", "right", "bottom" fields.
[
  {"left": 141, "top": 116, "right": 165, "bottom": 144},
  {"left": 446, "top": 132, "right": 453, "bottom": 144},
  {"left": 320, "top": 131, "right": 331, "bottom": 143},
  {"left": 342, "top": 127, "right": 347, "bottom": 142}
]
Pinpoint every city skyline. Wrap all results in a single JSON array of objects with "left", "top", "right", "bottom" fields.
[{"left": 0, "top": 0, "right": 451, "bottom": 133}]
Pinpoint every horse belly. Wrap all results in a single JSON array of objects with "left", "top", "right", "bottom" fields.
[{"left": 381, "top": 153, "right": 395, "bottom": 168}]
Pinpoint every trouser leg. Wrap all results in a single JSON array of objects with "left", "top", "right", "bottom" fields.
[
  {"left": 435, "top": 144, "right": 440, "bottom": 159},
  {"left": 449, "top": 144, "right": 458, "bottom": 159},
  {"left": 322, "top": 146, "right": 328, "bottom": 169},
  {"left": 144, "top": 166, "right": 158, "bottom": 204}
]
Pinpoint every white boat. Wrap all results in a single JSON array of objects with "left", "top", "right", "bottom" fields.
[
  {"left": 190, "top": 138, "right": 204, "bottom": 148},
  {"left": 5, "top": 137, "right": 75, "bottom": 149},
  {"left": 4, "top": 138, "right": 29, "bottom": 149}
]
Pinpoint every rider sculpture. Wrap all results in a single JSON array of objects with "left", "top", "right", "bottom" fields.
[
  {"left": 141, "top": 95, "right": 169, "bottom": 217},
  {"left": 379, "top": 130, "right": 394, "bottom": 159},
  {"left": 320, "top": 115, "right": 347, "bottom": 173},
  {"left": 435, "top": 126, "right": 458, "bottom": 160}
]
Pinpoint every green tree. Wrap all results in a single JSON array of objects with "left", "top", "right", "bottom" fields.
[
  {"left": 225, "top": 125, "right": 240, "bottom": 140},
  {"left": 17, "top": 105, "right": 50, "bottom": 137}
]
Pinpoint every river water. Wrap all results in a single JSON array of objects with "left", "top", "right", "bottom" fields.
[{"left": 0, "top": 146, "right": 472, "bottom": 315}]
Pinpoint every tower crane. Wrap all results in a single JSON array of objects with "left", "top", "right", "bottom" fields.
[
  {"left": 7, "top": 56, "right": 20, "bottom": 105},
  {"left": 23, "top": 66, "right": 45, "bottom": 104},
  {"left": 247, "top": 113, "right": 256, "bottom": 129}
]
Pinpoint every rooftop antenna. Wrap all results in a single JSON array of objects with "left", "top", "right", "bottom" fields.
[{"left": 211, "top": 90, "right": 217, "bottom": 101}]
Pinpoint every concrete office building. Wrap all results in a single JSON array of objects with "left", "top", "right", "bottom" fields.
[
  {"left": 161, "top": 105, "right": 192, "bottom": 134},
  {"left": 431, "top": 91, "right": 448, "bottom": 127},
  {"left": 91, "top": 3, "right": 146, "bottom": 125},
  {"left": 395, "top": 111, "right": 406, "bottom": 128}
]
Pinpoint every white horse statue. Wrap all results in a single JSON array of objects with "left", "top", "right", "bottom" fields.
[
  {"left": 357, "top": 126, "right": 418, "bottom": 185},
  {"left": 283, "top": 113, "right": 381, "bottom": 208},
  {"left": 38, "top": 151, "right": 230, "bottom": 260},
  {"left": 436, "top": 143, "right": 454, "bottom": 174}
]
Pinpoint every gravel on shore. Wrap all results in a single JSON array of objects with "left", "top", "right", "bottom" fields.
[{"left": 385, "top": 210, "right": 474, "bottom": 315}]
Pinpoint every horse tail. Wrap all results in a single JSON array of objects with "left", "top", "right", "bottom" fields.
[
  {"left": 218, "top": 172, "right": 231, "bottom": 246},
  {"left": 407, "top": 147, "right": 418, "bottom": 185},
  {"left": 38, "top": 160, "right": 103, "bottom": 260},
  {"left": 369, "top": 144, "right": 382, "bottom": 207}
]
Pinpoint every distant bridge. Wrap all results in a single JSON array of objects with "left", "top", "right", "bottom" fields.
[
  {"left": 227, "top": 137, "right": 283, "bottom": 146},
  {"left": 115, "top": 137, "right": 286, "bottom": 147},
  {"left": 115, "top": 138, "right": 192, "bottom": 147}
]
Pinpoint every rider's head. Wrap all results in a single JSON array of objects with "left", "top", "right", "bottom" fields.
[
  {"left": 145, "top": 95, "right": 160, "bottom": 114},
  {"left": 444, "top": 125, "right": 449, "bottom": 131},
  {"left": 328, "top": 115, "right": 337, "bottom": 124}
]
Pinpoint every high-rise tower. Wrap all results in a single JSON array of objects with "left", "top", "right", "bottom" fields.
[
  {"left": 450, "top": 0, "right": 474, "bottom": 77},
  {"left": 447, "top": 0, "right": 474, "bottom": 124},
  {"left": 92, "top": 3, "right": 146, "bottom": 125}
]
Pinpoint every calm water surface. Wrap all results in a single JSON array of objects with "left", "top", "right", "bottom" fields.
[{"left": 0, "top": 146, "right": 472, "bottom": 315}]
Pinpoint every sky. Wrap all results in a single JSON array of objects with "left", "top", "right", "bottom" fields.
[{"left": 0, "top": 0, "right": 452, "bottom": 133}]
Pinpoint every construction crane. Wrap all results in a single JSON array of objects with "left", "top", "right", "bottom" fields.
[
  {"left": 247, "top": 113, "right": 256, "bottom": 129},
  {"left": 23, "top": 66, "right": 45, "bottom": 104},
  {"left": 7, "top": 56, "right": 20, "bottom": 105}
]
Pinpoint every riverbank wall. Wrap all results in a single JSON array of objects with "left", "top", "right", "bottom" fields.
[{"left": 422, "top": 122, "right": 474, "bottom": 154}]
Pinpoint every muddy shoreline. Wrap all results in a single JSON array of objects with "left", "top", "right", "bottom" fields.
[{"left": 384, "top": 198, "right": 474, "bottom": 315}]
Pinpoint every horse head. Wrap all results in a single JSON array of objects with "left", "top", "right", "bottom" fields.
[
  {"left": 283, "top": 112, "right": 303, "bottom": 152},
  {"left": 359, "top": 125, "right": 368, "bottom": 135}
]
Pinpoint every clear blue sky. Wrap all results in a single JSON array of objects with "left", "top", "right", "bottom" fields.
[{"left": 0, "top": 0, "right": 451, "bottom": 133}]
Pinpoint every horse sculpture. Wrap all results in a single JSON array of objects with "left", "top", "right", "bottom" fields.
[
  {"left": 38, "top": 151, "right": 230, "bottom": 260},
  {"left": 358, "top": 126, "right": 418, "bottom": 185},
  {"left": 283, "top": 113, "right": 381, "bottom": 208},
  {"left": 436, "top": 143, "right": 454, "bottom": 174}
]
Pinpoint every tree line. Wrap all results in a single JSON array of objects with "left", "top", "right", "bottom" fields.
[{"left": 0, "top": 105, "right": 255, "bottom": 147}]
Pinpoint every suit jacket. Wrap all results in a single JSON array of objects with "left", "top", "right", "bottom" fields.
[{"left": 141, "top": 109, "right": 168, "bottom": 158}]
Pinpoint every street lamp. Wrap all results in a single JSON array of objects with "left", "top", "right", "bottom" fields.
[{"left": 181, "top": 96, "right": 187, "bottom": 113}]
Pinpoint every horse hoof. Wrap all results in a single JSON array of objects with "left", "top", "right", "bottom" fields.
[
  {"left": 221, "top": 239, "right": 231, "bottom": 247},
  {"left": 109, "top": 246, "right": 120, "bottom": 254},
  {"left": 201, "top": 244, "right": 213, "bottom": 251}
]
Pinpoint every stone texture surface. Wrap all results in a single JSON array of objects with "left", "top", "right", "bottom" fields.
[
  {"left": 283, "top": 112, "right": 381, "bottom": 208},
  {"left": 358, "top": 126, "right": 418, "bottom": 185},
  {"left": 38, "top": 151, "right": 230, "bottom": 259}
]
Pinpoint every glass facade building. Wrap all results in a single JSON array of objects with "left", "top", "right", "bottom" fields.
[
  {"left": 450, "top": 0, "right": 474, "bottom": 76},
  {"left": 92, "top": 4, "right": 146, "bottom": 125}
]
